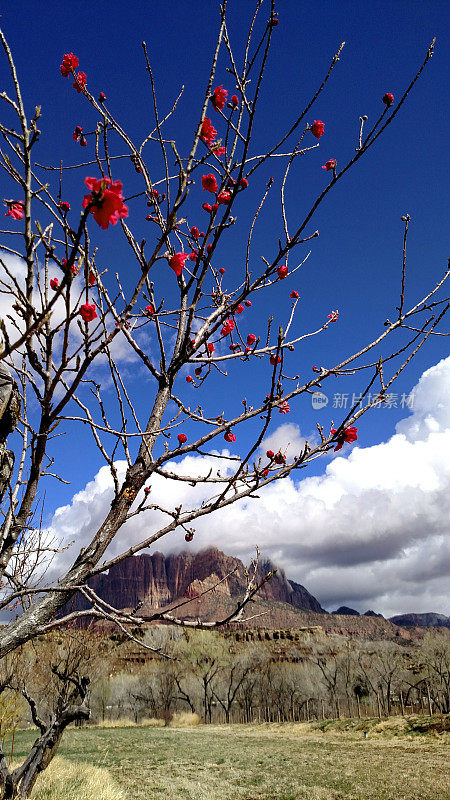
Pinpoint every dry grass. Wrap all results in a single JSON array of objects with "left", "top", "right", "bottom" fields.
[
  {"left": 169, "top": 711, "right": 202, "bottom": 727},
  {"left": 27, "top": 756, "right": 125, "bottom": 800},
  {"left": 12, "top": 717, "right": 450, "bottom": 800}
]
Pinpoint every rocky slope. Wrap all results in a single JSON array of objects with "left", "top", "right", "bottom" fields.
[{"left": 64, "top": 547, "right": 325, "bottom": 617}]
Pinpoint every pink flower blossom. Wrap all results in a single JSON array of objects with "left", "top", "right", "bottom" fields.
[
  {"left": 82, "top": 176, "right": 128, "bottom": 229},
  {"left": 211, "top": 85, "right": 228, "bottom": 111},
  {"left": 50, "top": 278, "right": 59, "bottom": 290},
  {"left": 277, "top": 264, "right": 288, "bottom": 280},
  {"left": 279, "top": 401, "right": 290, "bottom": 414},
  {"left": 79, "top": 302, "right": 97, "bottom": 322},
  {"left": 322, "top": 159, "right": 336, "bottom": 172},
  {"left": 202, "top": 174, "right": 218, "bottom": 193},
  {"left": 60, "top": 53, "right": 79, "bottom": 77},
  {"left": 328, "top": 310, "right": 339, "bottom": 322},
  {"left": 200, "top": 117, "right": 217, "bottom": 145},
  {"left": 310, "top": 120, "right": 325, "bottom": 139},
  {"left": 169, "top": 252, "right": 189, "bottom": 277},
  {"left": 73, "top": 72, "right": 87, "bottom": 93},
  {"left": 330, "top": 426, "right": 358, "bottom": 451},
  {"left": 217, "top": 191, "right": 231, "bottom": 204},
  {"left": 4, "top": 201, "right": 24, "bottom": 220},
  {"left": 221, "top": 319, "right": 235, "bottom": 337}
]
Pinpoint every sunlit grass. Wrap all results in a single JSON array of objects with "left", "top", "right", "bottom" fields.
[{"left": 13, "top": 717, "right": 449, "bottom": 800}]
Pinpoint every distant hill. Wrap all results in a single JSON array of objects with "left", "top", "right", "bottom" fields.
[
  {"left": 389, "top": 612, "right": 450, "bottom": 629},
  {"left": 60, "top": 547, "right": 428, "bottom": 642}
]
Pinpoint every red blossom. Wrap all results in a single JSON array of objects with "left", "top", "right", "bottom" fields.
[
  {"left": 4, "top": 201, "right": 24, "bottom": 220},
  {"left": 270, "top": 355, "right": 281, "bottom": 366},
  {"left": 231, "top": 94, "right": 239, "bottom": 107},
  {"left": 310, "top": 120, "right": 325, "bottom": 139},
  {"left": 211, "top": 85, "right": 228, "bottom": 111},
  {"left": 322, "top": 159, "right": 336, "bottom": 172},
  {"left": 79, "top": 135, "right": 87, "bottom": 147},
  {"left": 217, "top": 191, "right": 231, "bottom": 204},
  {"left": 82, "top": 176, "right": 129, "bottom": 230},
  {"left": 186, "top": 375, "right": 194, "bottom": 384},
  {"left": 219, "top": 267, "right": 226, "bottom": 275},
  {"left": 88, "top": 272, "right": 96, "bottom": 286},
  {"left": 211, "top": 203, "right": 219, "bottom": 212},
  {"left": 327, "top": 310, "right": 339, "bottom": 322},
  {"left": 177, "top": 433, "right": 188, "bottom": 445},
  {"left": 266, "top": 450, "right": 274, "bottom": 459},
  {"left": 79, "top": 302, "right": 97, "bottom": 323},
  {"left": 145, "top": 304, "right": 155, "bottom": 316},
  {"left": 73, "top": 125, "right": 83, "bottom": 141},
  {"left": 169, "top": 252, "right": 189, "bottom": 277},
  {"left": 221, "top": 319, "right": 235, "bottom": 337},
  {"left": 200, "top": 117, "right": 217, "bottom": 145},
  {"left": 330, "top": 426, "right": 358, "bottom": 451},
  {"left": 185, "top": 531, "right": 194, "bottom": 542},
  {"left": 290, "top": 291, "right": 299, "bottom": 299},
  {"left": 277, "top": 264, "right": 288, "bottom": 280},
  {"left": 189, "top": 250, "right": 198, "bottom": 262},
  {"left": 240, "top": 178, "right": 248, "bottom": 189},
  {"left": 274, "top": 451, "right": 286, "bottom": 465},
  {"left": 263, "top": 468, "right": 269, "bottom": 477},
  {"left": 202, "top": 203, "right": 212, "bottom": 213},
  {"left": 50, "top": 278, "right": 59, "bottom": 291},
  {"left": 382, "top": 92, "right": 394, "bottom": 107},
  {"left": 224, "top": 429, "right": 236, "bottom": 443},
  {"left": 190, "top": 226, "right": 200, "bottom": 240},
  {"left": 235, "top": 304, "right": 244, "bottom": 314},
  {"left": 202, "top": 173, "right": 218, "bottom": 193},
  {"left": 207, "top": 343, "right": 215, "bottom": 354},
  {"left": 59, "top": 201, "right": 70, "bottom": 213},
  {"left": 214, "top": 146, "right": 226, "bottom": 157},
  {"left": 73, "top": 71, "right": 87, "bottom": 93},
  {"left": 312, "top": 366, "right": 320, "bottom": 373},
  {"left": 279, "top": 402, "right": 290, "bottom": 414},
  {"left": 60, "top": 53, "right": 79, "bottom": 77},
  {"left": 98, "top": 92, "right": 106, "bottom": 102},
  {"left": 246, "top": 333, "right": 256, "bottom": 346},
  {"left": 245, "top": 300, "right": 252, "bottom": 307}
]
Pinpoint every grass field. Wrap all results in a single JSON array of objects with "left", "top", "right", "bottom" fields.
[{"left": 12, "top": 717, "right": 450, "bottom": 800}]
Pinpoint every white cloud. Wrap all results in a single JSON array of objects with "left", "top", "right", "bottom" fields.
[{"left": 44, "top": 357, "right": 450, "bottom": 618}]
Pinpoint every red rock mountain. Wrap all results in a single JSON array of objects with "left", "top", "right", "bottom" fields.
[{"left": 65, "top": 547, "right": 325, "bottom": 616}]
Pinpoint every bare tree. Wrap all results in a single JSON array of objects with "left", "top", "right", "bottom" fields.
[{"left": 0, "top": 0, "right": 448, "bottom": 794}]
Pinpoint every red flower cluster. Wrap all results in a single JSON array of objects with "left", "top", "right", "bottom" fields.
[
  {"left": 211, "top": 85, "right": 228, "bottom": 111},
  {"left": 202, "top": 174, "right": 218, "bottom": 193},
  {"left": 60, "top": 52, "right": 79, "bottom": 77},
  {"left": 73, "top": 72, "right": 87, "bottom": 93},
  {"left": 82, "top": 176, "right": 129, "bottom": 230},
  {"left": 235, "top": 304, "right": 244, "bottom": 314},
  {"left": 231, "top": 95, "right": 239, "bottom": 107},
  {"left": 270, "top": 355, "right": 281, "bottom": 366},
  {"left": 4, "top": 200, "right": 24, "bottom": 220},
  {"left": 246, "top": 333, "right": 256, "bottom": 347},
  {"left": 266, "top": 450, "right": 274, "bottom": 459},
  {"left": 330, "top": 426, "right": 358, "bottom": 451},
  {"left": 59, "top": 201, "right": 70, "bottom": 213},
  {"left": 190, "top": 226, "right": 200, "bottom": 240},
  {"left": 224, "top": 429, "right": 236, "bottom": 442},
  {"left": 310, "top": 120, "right": 325, "bottom": 139},
  {"left": 200, "top": 117, "right": 217, "bottom": 146},
  {"left": 217, "top": 191, "right": 231, "bottom": 204},
  {"left": 79, "top": 302, "right": 97, "bottom": 322},
  {"left": 382, "top": 92, "right": 394, "bottom": 107},
  {"left": 322, "top": 159, "right": 336, "bottom": 172},
  {"left": 279, "top": 402, "right": 290, "bottom": 414},
  {"left": 177, "top": 433, "right": 187, "bottom": 445},
  {"left": 274, "top": 451, "right": 286, "bottom": 465},
  {"left": 169, "top": 252, "right": 189, "bottom": 277},
  {"left": 327, "top": 310, "right": 339, "bottom": 322},
  {"left": 277, "top": 264, "right": 288, "bottom": 280},
  {"left": 145, "top": 304, "right": 155, "bottom": 316},
  {"left": 73, "top": 125, "right": 83, "bottom": 141},
  {"left": 290, "top": 291, "right": 299, "bottom": 299},
  {"left": 50, "top": 278, "right": 59, "bottom": 290},
  {"left": 221, "top": 319, "right": 235, "bottom": 337}
]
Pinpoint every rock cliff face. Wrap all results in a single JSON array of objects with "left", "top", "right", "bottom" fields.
[
  {"left": 389, "top": 612, "right": 450, "bottom": 629},
  {"left": 64, "top": 547, "right": 325, "bottom": 616}
]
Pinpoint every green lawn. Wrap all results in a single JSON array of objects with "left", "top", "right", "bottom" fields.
[{"left": 13, "top": 721, "right": 450, "bottom": 800}]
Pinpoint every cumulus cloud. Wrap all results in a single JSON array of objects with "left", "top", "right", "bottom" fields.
[{"left": 44, "top": 357, "right": 450, "bottom": 618}]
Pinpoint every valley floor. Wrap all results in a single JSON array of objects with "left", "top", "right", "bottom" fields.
[{"left": 13, "top": 718, "right": 450, "bottom": 800}]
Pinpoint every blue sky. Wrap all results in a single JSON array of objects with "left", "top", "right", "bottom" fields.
[{"left": 1, "top": 1, "right": 449, "bottom": 613}]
